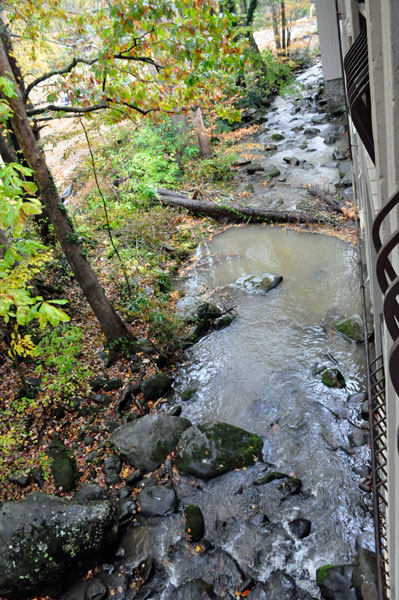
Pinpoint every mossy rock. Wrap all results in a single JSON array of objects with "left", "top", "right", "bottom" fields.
[
  {"left": 321, "top": 368, "right": 346, "bottom": 389},
  {"left": 316, "top": 564, "right": 357, "bottom": 600},
  {"left": 214, "top": 315, "right": 234, "bottom": 330},
  {"left": 181, "top": 388, "right": 197, "bottom": 402},
  {"left": 184, "top": 505, "right": 205, "bottom": 542},
  {"left": 49, "top": 440, "right": 78, "bottom": 492},
  {"left": 176, "top": 422, "right": 263, "bottom": 480},
  {"left": 0, "top": 496, "right": 117, "bottom": 600},
  {"left": 334, "top": 314, "right": 365, "bottom": 342},
  {"left": 140, "top": 372, "right": 173, "bottom": 400},
  {"left": 197, "top": 302, "right": 222, "bottom": 323},
  {"left": 270, "top": 133, "right": 285, "bottom": 141}
]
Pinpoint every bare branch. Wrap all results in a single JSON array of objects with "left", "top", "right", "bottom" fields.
[
  {"left": 23, "top": 57, "right": 98, "bottom": 101},
  {"left": 26, "top": 102, "right": 108, "bottom": 117}
]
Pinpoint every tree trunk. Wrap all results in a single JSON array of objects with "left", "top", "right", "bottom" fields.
[
  {"left": 0, "top": 43, "right": 131, "bottom": 346},
  {"left": 270, "top": 3, "right": 281, "bottom": 50},
  {"left": 281, "top": 1, "right": 287, "bottom": 51},
  {"left": 191, "top": 107, "right": 212, "bottom": 159},
  {"left": 157, "top": 188, "right": 322, "bottom": 224},
  {"left": 171, "top": 112, "right": 188, "bottom": 132}
]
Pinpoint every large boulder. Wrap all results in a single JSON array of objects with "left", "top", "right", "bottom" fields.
[
  {"left": 316, "top": 565, "right": 357, "bottom": 600},
  {"left": 231, "top": 273, "right": 283, "bottom": 294},
  {"left": 334, "top": 314, "right": 365, "bottom": 342},
  {"left": 175, "top": 422, "right": 263, "bottom": 480},
  {"left": 111, "top": 414, "right": 191, "bottom": 472},
  {"left": 0, "top": 495, "right": 117, "bottom": 600},
  {"left": 138, "top": 485, "right": 178, "bottom": 517},
  {"left": 353, "top": 547, "right": 378, "bottom": 600},
  {"left": 140, "top": 373, "right": 173, "bottom": 400}
]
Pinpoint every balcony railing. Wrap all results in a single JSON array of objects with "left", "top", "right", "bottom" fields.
[
  {"left": 369, "top": 188, "right": 399, "bottom": 598},
  {"left": 343, "top": 21, "right": 375, "bottom": 162}
]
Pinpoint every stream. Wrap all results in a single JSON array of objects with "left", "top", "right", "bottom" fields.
[
  {"left": 67, "top": 63, "right": 374, "bottom": 600},
  {"left": 170, "top": 224, "right": 373, "bottom": 597}
]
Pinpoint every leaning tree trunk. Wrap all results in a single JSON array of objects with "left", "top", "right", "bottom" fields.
[
  {"left": 191, "top": 107, "right": 212, "bottom": 159},
  {"left": 0, "top": 43, "right": 131, "bottom": 346}
]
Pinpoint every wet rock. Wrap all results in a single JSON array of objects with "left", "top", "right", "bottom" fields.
[
  {"left": 291, "top": 124, "right": 304, "bottom": 132},
  {"left": 86, "top": 580, "right": 107, "bottom": 600},
  {"left": 231, "top": 273, "right": 283, "bottom": 294},
  {"left": 103, "top": 378, "right": 124, "bottom": 392},
  {"left": 104, "top": 456, "right": 122, "bottom": 474},
  {"left": 0, "top": 496, "right": 117, "bottom": 600},
  {"left": 111, "top": 414, "right": 191, "bottom": 472},
  {"left": 181, "top": 388, "right": 197, "bottom": 401},
  {"left": 299, "top": 142, "right": 308, "bottom": 149},
  {"left": 105, "top": 472, "right": 121, "bottom": 486},
  {"left": 138, "top": 485, "right": 178, "bottom": 517},
  {"left": 141, "top": 373, "right": 173, "bottom": 400},
  {"left": 164, "top": 579, "right": 214, "bottom": 600},
  {"left": 214, "top": 314, "right": 234, "bottom": 329},
  {"left": 278, "top": 477, "right": 302, "bottom": 497},
  {"left": 116, "top": 497, "right": 136, "bottom": 526},
  {"left": 316, "top": 564, "right": 357, "bottom": 600},
  {"left": 270, "top": 133, "right": 285, "bottom": 141},
  {"left": 304, "top": 127, "right": 320, "bottom": 137},
  {"left": 75, "top": 484, "right": 108, "bottom": 503},
  {"left": 263, "top": 164, "right": 281, "bottom": 179},
  {"left": 353, "top": 547, "right": 378, "bottom": 600},
  {"left": 283, "top": 156, "right": 300, "bottom": 166},
  {"left": 332, "top": 148, "right": 347, "bottom": 161},
  {"left": 49, "top": 439, "right": 78, "bottom": 492},
  {"left": 166, "top": 541, "right": 246, "bottom": 596},
  {"left": 9, "top": 471, "right": 30, "bottom": 487},
  {"left": 251, "top": 571, "right": 313, "bottom": 599},
  {"left": 334, "top": 314, "right": 365, "bottom": 342},
  {"left": 126, "top": 469, "right": 143, "bottom": 486},
  {"left": 169, "top": 405, "right": 183, "bottom": 416},
  {"left": 349, "top": 428, "right": 369, "bottom": 448},
  {"left": 176, "top": 422, "right": 263, "bottom": 480},
  {"left": 184, "top": 505, "right": 205, "bottom": 542},
  {"left": 194, "top": 303, "right": 223, "bottom": 336},
  {"left": 264, "top": 143, "right": 278, "bottom": 152},
  {"left": 361, "top": 400, "right": 369, "bottom": 419},
  {"left": 347, "top": 391, "right": 367, "bottom": 403},
  {"left": 321, "top": 368, "right": 346, "bottom": 389},
  {"left": 253, "top": 471, "right": 288, "bottom": 485},
  {"left": 289, "top": 518, "right": 311, "bottom": 539},
  {"left": 311, "top": 113, "right": 328, "bottom": 124},
  {"left": 245, "top": 163, "right": 265, "bottom": 174}
]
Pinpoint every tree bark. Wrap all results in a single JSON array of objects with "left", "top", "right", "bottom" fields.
[
  {"left": 191, "top": 107, "right": 212, "bottom": 159},
  {"left": 281, "top": 1, "right": 287, "bottom": 51},
  {"left": 0, "top": 42, "right": 131, "bottom": 345},
  {"left": 271, "top": 3, "right": 281, "bottom": 50},
  {"left": 157, "top": 188, "right": 322, "bottom": 224}
]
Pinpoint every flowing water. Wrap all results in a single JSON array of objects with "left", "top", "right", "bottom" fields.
[
  {"left": 170, "top": 225, "right": 373, "bottom": 596},
  {"left": 121, "top": 64, "right": 373, "bottom": 599}
]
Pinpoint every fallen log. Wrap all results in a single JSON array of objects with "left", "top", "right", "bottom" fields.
[{"left": 157, "top": 188, "right": 323, "bottom": 224}]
